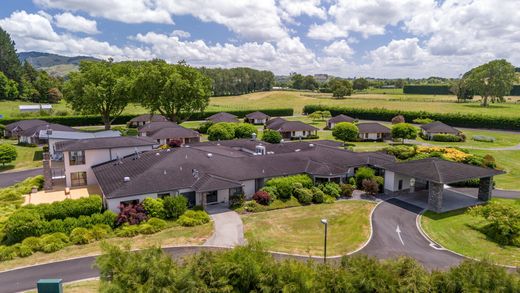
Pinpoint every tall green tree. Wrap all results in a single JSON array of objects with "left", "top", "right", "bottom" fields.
[
  {"left": 0, "top": 27, "right": 22, "bottom": 83},
  {"left": 328, "top": 78, "right": 353, "bottom": 98},
  {"left": 353, "top": 78, "right": 369, "bottom": 90},
  {"left": 290, "top": 73, "right": 305, "bottom": 89},
  {"left": 64, "top": 60, "right": 135, "bottom": 130},
  {"left": 465, "top": 59, "right": 516, "bottom": 106},
  {"left": 134, "top": 60, "right": 212, "bottom": 123},
  {"left": 332, "top": 122, "right": 359, "bottom": 145},
  {"left": 450, "top": 78, "right": 473, "bottom": 102},
  {"left": 0, "top": 72, "right": 19, "bottom": 100},
  {"left": 391, "top": 123, "right": 417, "bottom": 143},
  {"left": 0, "top": 143, "right": 17, "bottom": 166}
]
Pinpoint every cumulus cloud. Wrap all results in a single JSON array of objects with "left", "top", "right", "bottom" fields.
[
  {"left": 171, "top": 30, "right": 190, "bottom": 39},
  {"left": 307, "top": 22, "right": 347, "bottom": 41},
  {"left": 323, "top": 40, "right": 354, "bottom": 59},
  {"left": 278, "top": 0, "right": 326, "bottom": 20},
  {"left": 54, "top": 12, "right": 99, "bottom": 34}
]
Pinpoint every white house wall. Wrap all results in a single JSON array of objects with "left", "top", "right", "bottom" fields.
[
  {"left": 384, "top": 171, "right": 412, "bottom": 192},
  {"left": 241, "top": 180, "right": 255, "bottom": 198}
]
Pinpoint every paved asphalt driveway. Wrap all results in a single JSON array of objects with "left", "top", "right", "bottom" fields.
[
  {"left": 0, "top": 168, "right": 42, "bottom": 188},
  {"left": 357, "top": 198, "right": 462, "bottom": 270},
  {"left": 204, "top": 204, "right": 245, "bottom": 247}
]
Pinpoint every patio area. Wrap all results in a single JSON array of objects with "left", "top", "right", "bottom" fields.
[
  {"left": 395, "top": 187, "right": 484, "bottom": 213},
  {"left": 24, "top": 184, "right": 102, "bottom": 205}
]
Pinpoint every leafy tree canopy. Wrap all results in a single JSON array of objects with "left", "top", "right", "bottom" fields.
[
  {"left": 464, "top": 59, "right": 516, "bottom": 106},
  {"left": 391, "top": 123, "right": 418, "bottom": 142},
  {"left": 0, "top": 143, "right": 17, "bottom": 166},
  {"left": 332, "top": 122, "right": 359, "bottom": 143}
]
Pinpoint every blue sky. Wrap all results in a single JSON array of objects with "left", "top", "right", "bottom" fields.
[{"left": 0, "top": 0, "right": 518, "bottom": 78}]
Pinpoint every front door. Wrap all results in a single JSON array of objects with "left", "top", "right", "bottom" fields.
[
  {"left": 398, "top": 180, "right": 403, "bottom": 190},
  {"left": 181, "top": 191, "right": 196, "bottom": 207},
  {"left": 206, "top": 191, "right": 218, "bottom": 204}
]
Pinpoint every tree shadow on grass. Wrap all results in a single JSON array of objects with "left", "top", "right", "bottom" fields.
[
  {"left": 0, "top": 165, "right": 15, "bottom": 172},
  {"left": 462, "top": 104, "right": 512, "bottom": 109},
  {"left": 33, "top": 150, "right": 43, "bottom": 161}
]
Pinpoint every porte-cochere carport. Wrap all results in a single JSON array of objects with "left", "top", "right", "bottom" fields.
[{"left": 382, "top": 158, "right": 505, "bottom": 213}]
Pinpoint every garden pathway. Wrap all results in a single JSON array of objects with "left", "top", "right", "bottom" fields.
[{"left": 204, "top": 203, "right": 245, "bottom": 247}]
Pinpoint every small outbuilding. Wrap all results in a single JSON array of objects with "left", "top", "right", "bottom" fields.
[
  {"left": 205, "top": 112, "right": 239, "bottom": 123},
  {"left": 357, "top": 122, "right": 391, "bottom": 141},
  {"left": 128, "top": 114, "right": 169, "bottom": 127},
  {"left": 420, "top": 121, "right": 461, "bottom": 140},
  {"left": 244, "top": 111, "right": 270, "bottom": 125},
  {"left": 326, "top": 114, "right": 356, "bottom": 129},
  {"left": 383, "top": 158, "right": 504, "bottom": 212}
]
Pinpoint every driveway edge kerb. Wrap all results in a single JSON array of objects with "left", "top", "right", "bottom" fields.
[{"left": 416, "top": 210, "right": 519, "bottom": 269}]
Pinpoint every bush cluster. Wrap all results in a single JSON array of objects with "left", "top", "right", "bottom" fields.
[
  {"left": 22, "top": 195, "right": 103, "bottom": 221},
  {"left": 96, "top": 243, "right": 520, "bottom": 292},
  {"left": 234, "top": 123, "right": 258, "bottom": 139},
  {"left": 469, "top": 200, "right": 520, "bottom": 246},
  {"left": 431, "top": 134, "right": 463, "bottom": 142},
  {"left": 264, "top": 174, "right": 313, "bottom": 200},
  {"left": 178, "top": 210, "right": 211, "bottom": 227},
  {"left": 303, "top": 105, "right": 520, "bottom": 131},
  {"left": 0, "top": 175, "right": 44, "bottom": 203},
  {"left": 412, "top": 118, "right": 434, "bottom": 124},
  {"left": 261, "top": 130, "right": 282, "bottom": 143},
  {"left": 208, "top": 122, "right": 236, "bottom": 141},
  {"left": 252, "top": 191, "right": 272, "bottom": 205},
  {"left": 229, "top": 193, "right": 245, "bottom": 209}
]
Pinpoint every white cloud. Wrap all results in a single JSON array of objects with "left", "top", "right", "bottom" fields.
[
  {"left": 54, "top": 12, "right": 99, "bottom": 34},
  {"left": 278, "top": 0, "right": 326, "bottom": 20},
  {"left": 307, "top": 22, "right": 347, "bottom": 41},
  {"left": 368, "top": 38, "right": 428, "bottom": 66},
  {"left": 323, "top": 40, "right": 354, "bottom": 59},
  {"left": 171, "top": 30, "right": 190, "bottom": 39},
  {"left": 34, "top": 0, "right": 173, "bottom": 24}
]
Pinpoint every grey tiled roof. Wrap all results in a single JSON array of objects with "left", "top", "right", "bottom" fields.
[
  {"left": 328, "top": 114, "right": 355, "bottom": 124},
  {"left": 357, "top": 122, "right": 391, "bottom": 134},
  {"left": 21, "top": 123, "right": 77, "bottom": 137},
  {"left": 382, "top": 157, "right": 504, "bottom": 184},
  {"left": 138, "top": 122, "right": 200, "bottom": 140},
  {"left": 55, "top": 136, "right": 157, "bottom": 152},
  {"left": 266, "top": 119, "right": 318, "bottom": 132},
  {"left": 245, "top": 111, "right": 269, "bottom": 120},
  {"left": 420, "top": 121, "right": 460, "bottom": 134},
  {"left": 206, "top": 112, "right": 239, "bottom": 123},
  {"left": 129, "top": 114, "right": 168, "bottom": 123},
  {"left": 5, "top": 119, "right": 48, "bottom": 132}
]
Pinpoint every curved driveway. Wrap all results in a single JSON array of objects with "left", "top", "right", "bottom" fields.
[
  {"left": 357, "top": 198, "right": 462, "bottom": 270},
  {"left": 0, "top": 168, "right": 42, "bottom": 188}
]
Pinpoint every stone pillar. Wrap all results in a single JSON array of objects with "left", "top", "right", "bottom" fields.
[
  {"left": 42, "top": 152, "right": 52, "bottom": 191},
  {"left": 428, "top": 182, "right": 443, "bottom": 213},
  {"left": 478, "top": 177, "right": 493, "bottom": 201}
]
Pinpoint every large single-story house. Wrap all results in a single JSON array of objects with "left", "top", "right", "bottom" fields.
[
  {"left": 205, "top": 112, "right": 239, "bottom": 123},
  {"left": 244, "top": 111, "right": 270, "bottom": 125},
  {"left": 265, "top": 118, "right": 318, "bottom": 139},
  {"left": 4, "top": 119, "right": 78, "bottom": 144},
  {"left": 326, "top": 114, "right": 356, "bottom": 129},
  {"left": 420, "top": 121, "right": 462, "bottom": 140},
  {"left": 51, "top": 136, "right": 157, "bottom": 188},
  {"left": 93, "top": 140, "right": 395, "bottom": 211},
  {"left": 42, "top": 129, "right": 121, "bottom": 158},
  {"left": 127, "top": 114, "right": 169, "bottom": 127},
  {"left": 357, "top": 123, "right": 391, "bottom": 141},
  {"left": 138, "top": 122, "right": 200, "bottom": 145}
]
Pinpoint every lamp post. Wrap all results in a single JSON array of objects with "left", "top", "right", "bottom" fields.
[{"left": 321, "top": 218, "right": 328, "bottom": 263}]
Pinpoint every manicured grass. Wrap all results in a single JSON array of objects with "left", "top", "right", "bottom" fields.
[
  {"left": 241, "top": 200, "right": 375, "bottom": 256},
  {"left": 467, "top": 150, "right": 520, "bottom": 191},
  {"left": 417, "top": 129, "right": 520, "bottom": 149},
  {"left": 421, "top": 198, "right": 520, "bottom": 267},
  {"left": 27, "top": 279, "right": 99, "bottom": 293},
  {"left": 0, "top": 222, "right": 213, "bottom": 272},
  {"left": 0, "top": 139, "right": 42, "bottom": 172}
]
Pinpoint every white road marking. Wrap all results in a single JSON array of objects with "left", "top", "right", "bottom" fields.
[{"left": 396, "top": 225, "right": 405, "bottom": 246}]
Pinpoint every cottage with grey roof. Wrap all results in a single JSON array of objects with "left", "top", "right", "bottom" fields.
[
  {"left": 420, "top": 121, "right": 461, "bottom": 140},
  {"left": 244, "top": 111, "right": 270, "bottom": 125},
  {"left": 326, "top": 114, "right": 356, "bottom": 129},
  {"left": 357, "top": 122, "right": 391, "bottom": 141},
  {"left": 138, "top": 121, "right": 200, "bottom": 145},
  {"left": 265, "top": 118, "right": 318, "bottom": 139},
  {"left": 206, "top": 112, "right": 239, "bottom": 123},
  {"left": 128, "top": 114, "right": 169, "bottom": 127}
]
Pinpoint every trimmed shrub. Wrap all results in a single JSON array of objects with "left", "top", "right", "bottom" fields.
[
  {"left": 323, "top": 195, "right": 336, "bottom": 204},
  {"left": 163, "top": 196, "right": 188, "bottom": 220},
  {"left": 115, "top": 224, "right": 140, "bottom": 238},
  {"left": 472, "top": 135, "right": 495, "bottom": 143},
  {"left": 91, "top": 224, "right": 112, "bottom": 240},
  {"left": 40, "top": 233, "right": 70, "bottom": 253},
  {"left": 16, "top": 244, "right": 33, "bottom": 257},
  {"left": 262, "top": 129, "right": 282, "bottom": 144},
  {"left": 362, "top": 179, "right": 379, "bottom": 195},
  {"left": 259, "top": 186, "right": 278, "bottom": 199},
  {"left": 21, "top": 236, "right": 42, "bottom": 251},
  {"left": 234, "top": 123, "right": 258, "bottom": 139},
  {"left": 302, "top": 105, "right": 520, "bottom": 131},
  {"left": 0, "top": 245, "right": 17, "bottom": 261},
  {"left": 142, "top": 197, "right": 165, "bottom": 219},
  {"left": 208, "top": 122, "right": 236, "bottom": 141},
  {"left": 178, "top": 210, "right": 210, "bottom": 227},
  {"left": 311, "top": 187, "right": 325, "bottom": 203},
  {"left": 27, "top": 195, "right": 103, "bottom": 221},
  {"left": 432, "top": 134, "right": 463, "bottom": 142},
  {"left": 355, "top": 167, "right": 376, "bottom": 187},
  {"left": 319, "top": 182, "right": 341, "bottom": 198},
  {"left": 383, "top": 145, "right": 416, "bottom": 160},
  {"left": 332, "top": 122, "right": 359, "bottom": 142},
  {"left": 294, "top": 188, "right": 312, "bottom": 205},
  {"left": 243, "top": 201, "right": 262, "bottom": 213},
  {"left": 70, "top": 227, "right": 94, "bottom": 245},
  {"left": 468, "top": 201, "right": 520, "bottom": 246},
  {"left": 413, "top": 118, "right": 433, "bottom": 124},
  {"left": 3, "top": 210, "right": 45, "bottom": 245},
  {"left": 116, "top": 203, "right": 148, "bottom": 226},
  {"left": 147, "top": 218, "right": 167, "bottom": 230},
  {"left": 340, "top": 184, "right": 354, "bottom": 197},
  {"left": 138, "top": 218, "right": 167, "bottom": 235},
  {"left": 253, "top": 191, "right": 272, "bottom": 205},
  {"left": 229, "top": 193, "right": 245, "bottom": 208},
  {"left": 391, "top": 123, "right": 418, "bottom": 141},
  {"left": 348, "top": 177, "right": 356, "bottom": 188},
  {"left": 198, "top": 122, "right": 213, "bottom": 134},
  {"left": 265, "top": 174, "right": 312, "bottom": 200}
]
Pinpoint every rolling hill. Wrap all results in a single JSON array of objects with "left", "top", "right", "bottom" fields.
[{"left": 17, "top": 51, "right": 100, "bottom": 76}]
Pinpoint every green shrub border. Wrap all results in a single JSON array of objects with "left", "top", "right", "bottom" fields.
[
  {"left": 0, "top": 108, "right": 294, "bottom": 127},
  {"left": 303, "top": 105, "right": 520, "bottom": 130}
]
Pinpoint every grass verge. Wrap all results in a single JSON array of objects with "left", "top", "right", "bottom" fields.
[
  {"left": 242, "top": 200, "right": 375, "bottom": 256},
  {"left": 421, "top": 198, "right": 520, "bottom": 267},
  {"left": 26, "top": 279, "right": 100, "bottom": 293}
]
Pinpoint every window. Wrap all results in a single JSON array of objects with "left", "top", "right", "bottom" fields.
[
  {"left": 69, "top": 151, "right": 85, "bottom": 165},
  {"left": 229, "top": 187, "right": 243, "bottom": 196},
  {"left": 206, "top": 191, "right": 218, "bottom": 203},
  {"left": 70, "top": 171, "right": 87, "bottom": 187},
  {"left": 158, "top": 192, "right": 170, "bottom": 199}
]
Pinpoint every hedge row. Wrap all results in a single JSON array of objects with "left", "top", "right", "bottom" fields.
[
  {"left": 403, "top": 84, "right": 520, "bottom": 95},
  {"left": 303, "top": 105, "right": 520, "bottom": 130},
  {"left": 0, "top": 108, "right": 294, "bottom": 126}
]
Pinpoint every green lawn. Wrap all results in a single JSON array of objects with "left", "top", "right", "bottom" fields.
[
  {"left": 0, "top": 139, "right": 42, "bottom": 172},
  {"left": 467, "top": 150, "right": 520, "bottom": 190},
  {"left": 242, "top": 200, "right": 375, "bottom": 256},
  {"left": 0, "top": 222, "right": 213, "bottom": 272},
  {"left": 417, "top": 129, "right": 520, "bottom": 149},
  {"left": 421, "top": 198, "right": 520, "bottom": 267}
]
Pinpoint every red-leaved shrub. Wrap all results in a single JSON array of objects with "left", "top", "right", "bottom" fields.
[
  {"left": 116, "top": 203, "right": 148, "bottom": 226},
  {"left": 252, "top": 191, "right": 272, "bottom": 205}
]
